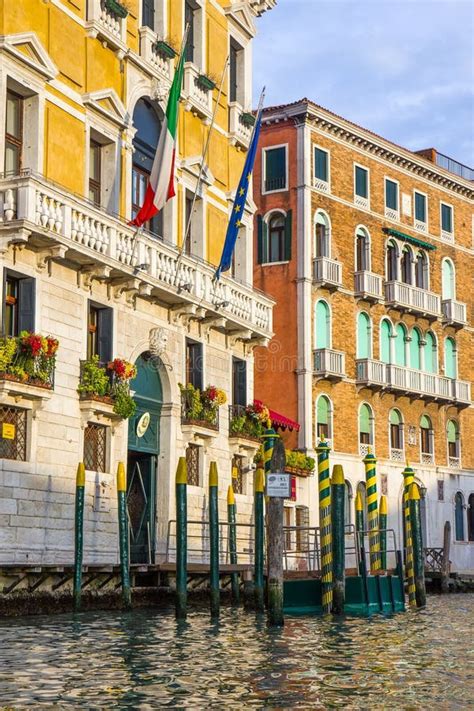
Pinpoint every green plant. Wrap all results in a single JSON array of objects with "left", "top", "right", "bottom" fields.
[
  {"left": 230, "top": 414, "right": 246, "bottom": 435},
  {"left": 196, "top": 73, "right": 216, "bottom": 91},
  {"left": 0, "top": 338, "right": 17, "bottom": 373},
  {"left": 104, "top": 0, "right": 129, "bottom": 18},
  {"left": 112, "top": 380, "right": 136, "bottom": 419},
  {"left": 285, "top": 449, "right": 315, "bottom": 473},
  {"left": 240, "top": 112, "right": 256, "bottom": 128},
  {"left": 78, "top": 356, "right": 109, "bottom": 397},
  {"left": 154, "top": 39, "right": 177, "bottom": 59},
  {"left": 179, "top": 383, "right": 204, "bottom": 420}
]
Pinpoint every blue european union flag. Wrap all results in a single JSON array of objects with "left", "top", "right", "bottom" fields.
[{"left": 215, "top": 108, "right": 263, "bottom": 280}]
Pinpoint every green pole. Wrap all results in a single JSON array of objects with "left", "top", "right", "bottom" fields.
[
  {"left": 316, "top": 438, "right": 332, "bottom": 615},
  {"left": 379, "top": 495, "right": 388, "bottom": 571},
  {"left": 117, "top": 461, "right": 131, "bottom": 609},
  {"left": 254, "top": 466, "right": 265, "bottom": 612},
  {"left": 263, "top": 426, "right": 276, "bottom": 479},
  {"left": 73, "top": 462, "right": 85, "bottom": 612},
  {"left": 331, "top": 464, "right": 345, "bottom": 615},
  {"left": 363, "top": 449, "right": 380, "bottom": 572},
  {"left": 402, "top": 463, "right": 417, "bottom": 608},
  {"left": 227, "top": 484, "right": 239, "bottom": 604},
  {"left": 355, "top": 489, "right": 364, "bottom": 572},
  {"left": 209, "top": 461, "right": 220, "bottom": 617},
  {"left": 409, "top": 483, "right": 426, "bottom": 608},
  {"left": 175, "top": 456, "right": 187, "bottom": 619}
]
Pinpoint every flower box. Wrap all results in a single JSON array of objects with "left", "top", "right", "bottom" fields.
[
  {"left": 240, "top": 112, "right": 256, "bottom": 128},
  {"left": 154, "top": 40, "right": 177, "bottom": 59},
  {"left": 285, "top": 465, "right": 313, "bottom": 478},
  {"left": 196, "top": 74, "right": 216, "bottom": 92},
  {"left": 78, "top": 356, "right": 136, "bottom": 419},
  {"left": 180, "top": 384, "right": 225, "bottom": 433},
  {"left": 104, "top": 0, "right": 128, "bottom": 18}
]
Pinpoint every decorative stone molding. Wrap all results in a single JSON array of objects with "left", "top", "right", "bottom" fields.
[
  {"left": 0, "top": 32, "right": 58, "bottom": 81},
  {"left": 35, "top": 245, "right": 68, "bottom": 272},
  {"left": 80, "top": 265, "right": 111, "bottom": 289}
]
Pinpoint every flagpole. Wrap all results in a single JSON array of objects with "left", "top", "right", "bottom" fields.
[{"left": 173, "top": 55, "right": 230, "bottom": 287}]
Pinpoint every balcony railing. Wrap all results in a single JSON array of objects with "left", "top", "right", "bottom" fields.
[
  {"left": 421, "top": 452, "right": 434, "bottom": 466},
  {"left": 356, "top": 358, "right": 386, "bottom": 387},
  {"left": 0, "top": 172, "right": 273, "bottom": 341},
  {"left": 448, "top": 456, "right": 461, "bottom": 469},
  {"left": 312, "top": 177, "right": 330, "bottom": 193},
  {"left": 228, "top": 404, "right": 262, "bottom": 441},
  {"left": 313, "top": 257, "right": 342, "bottom": 289},
  {"left": 181, "top": 391, "right": 219, "bottom": 431},
  {"left": 182, "top": 63, "right": 213, "bottom": 123},
  {"left": 228, "top": 103, "right": 253, "bottom": 150},
  {"left": 390, "top": 448, "right": 404, "bottom": 462},
  {"left": 385, "top": 206, "right": 398, "bottom": 221},
  {"left": 264, "top": 176, "right": 286, "bottom": 192},
  {"left": 385, "top": 280, "right": 440, "bottom": 319},
  {"left": 442, "top": 299, "right": 467, "bottom": 327},
  {"left": 314, "top": 348, "right": 345, "bottom": 379},
  {"left": 138, "top": 27, "right": 174, "bottom": 83},
  {"left": 86, "top": 0, "right": 127, "bottom": 53},
  {"left": 354, "top": 270, "right": 383, "bottom": 301},
  {"left": 354, "top": 194, "right": 369, "bottom": 210}
]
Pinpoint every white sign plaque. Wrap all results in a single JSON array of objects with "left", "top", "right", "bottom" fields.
[{"left": 266, "top": 472, "right": 291, "bottom": 498}]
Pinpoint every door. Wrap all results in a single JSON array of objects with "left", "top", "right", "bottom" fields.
[{"left": 127, "top": 452, "right": 156, "bottom": 564}]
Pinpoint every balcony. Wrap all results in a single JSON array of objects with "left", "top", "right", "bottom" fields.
[
  {"left": 182, "top": 63, "right": 213, "bottom": 124},
  {"left": 356, "top": 358, "right": 386, "bottom": 388},
  {"left": 442, "top": 299, "right": 467, "bottom": 328},
  {"left": 86, "top": 0, "right": 127, "bottom": 57},
  {"left": 314, "top": 348, "right": 345, "bottom": 380},
  {"left": 138, "top": 27, "right": 174, "bottom": 84},
  {"left": 385, "top": 281, "right": 440, "bottom": 319},
  {"left": 228, "top": 103, "right": 254, "bottom": 150},
  {"left": 0, "top": 172, "right": 273, "bottom": 343},
  {"left": 181, "top": 388, "right": 219, "bottom": 439},
  {"left": 354, "top": 271, "right": 383, "bottom": 301},
  {"left": 313, "top": 257, "right": 342, "bottom": 290}
]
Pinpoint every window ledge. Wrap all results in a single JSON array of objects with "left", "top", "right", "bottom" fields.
[
  {"left": 79, "top": 397, "right": 123, "bottom": 424},
  {"left": 260, "top": 260, "right": 290, "bottom": 267},
  {"left": 261, "top": 187, "right": 288, "bottom": 195},
  {"left": 229, "top": 435, "right": 261, "bottom": 454},
  {"left": 0, "top": 378, "right": 53, "bottom": 405},
  {"left": 181, "top": 422, "right": 218, "bottom": 441}
]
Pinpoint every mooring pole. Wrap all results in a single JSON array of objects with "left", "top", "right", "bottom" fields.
[
  {"left": 331, "top": 464, "right": 345, "bottom": 615},
  {"left": 379, "top": 495, "right": 388, "bottom": 571},
  {"left": 316, "top": 438, "right": 332, "bottom": 615},
  {"left": 254, "top": 466, "right": 265, "bottom": 612},
  {"left": 409, "top": 483, "right": 426, "bottom": 608},
  {"left": 363, "top": 449, "right": 380, "bottom": 572},
  {"left": 175, "top": 456, "right": 188, "bottom": 619},
  {"left": 265, "top": 430, "right": 286, "bottom": 626},
  {"left": 441, "top": 520, "right": 451, "bottom": 594},
  {"left": 73, "top": 462, "right": 85, "bottom": 612},
  {"left": 209, "top": 461, "right": 220, "bottom": 617},
  {"left": 117, "top": 461, "right": 131, "bottom": 609},
  {"left": 355, "top": 489, "right": 364, "bottom": 571},
  {"left": 227, "top": 483, "right": 239, "bottom": 604},
  {"left": 402, "top": 463, "right": 416, "bottom": 608}
]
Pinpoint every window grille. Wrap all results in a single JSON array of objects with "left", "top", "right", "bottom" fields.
[
  {"left": 0, "top": 406, "right": 27, "bottom": 461},
  {"left": 232, "top": 455, "right": 244, "bottom": 495},
  {"left": 186, "top": 443, "right": 200, "bottom": 486},
  {"left": 84, "top": 422, "right": 107, "bottom": 472},
  {"left": 295, "top": 506, "right": 310, "bottom": 552}
]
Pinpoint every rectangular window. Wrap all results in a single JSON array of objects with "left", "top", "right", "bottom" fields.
[
  {"left": 87, "top": 302, "right": 113, "bottom": 362},
  {"left": 390, "top": 423, "right": 402, "bottom": 450},
  {"left": 0, "top": 406, "right": 27, "bottom": 461},
  {"left": 132, "top": 164, "right": 163, "bottom": 237},
  {"left": 441, "top": 203, "right": 453, "bottom": 234},
  {"left": 89, "top": 140, "right": 101, "bottom": 207},
  {"left": 84, "top": 422, "right": 107, "bottom": 472},
  {"left": 185, "top": 192, "right": 194, "bottom": 254},
  {"left": 385, "top": 179, "right": 398, "bottom": 211},
  {"left": 232, "top": 455, "right": 244, "bottom": 495},
  {"left": 355, "top": 165, "right": 368, "bottom": 198},
  {"left": 3, "top": 271, "right": 35, "bottom": 336},
  {"left": 186, "top": 443, "right": 200, "bottom": 486},
  {"left": 142, "top": 0, "right": 154, "bottom": 29},
  {"left": 186, "top": 339, "right": 203, "bottom": 391},
  {"left": 421, "top": 428, "right": 431, "bottom": 454},
  {"left": 5, "top": 90, "right": 23, "bottom": 174},
  {"left": 314, "top": 147, "right": 328, "bottom": 182},
  {"left": 185, "top": 0, "right": 195, "bottom": 63},
  {"left": 414, "top": 191, "right": 426, "bottom": 223},
  {"left": 264, "top": 146, "right": 287, "bottom": 192},
  {"left": 229, "top": 39, "right": 240, "bottom": 103},
  {"left": 232, "top": 357, "right": 247, "bottom": 407}
]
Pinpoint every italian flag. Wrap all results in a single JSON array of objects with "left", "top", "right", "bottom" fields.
[{"left": 131, "top": 50, "right": 185, "bottom": 227}]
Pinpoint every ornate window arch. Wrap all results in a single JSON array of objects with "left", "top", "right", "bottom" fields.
[
  {"left": 314, "top": 209, "right": 331, "bottom": 258},
  {"left": 257, "top": 209, "right": 292, "bottom": 264},
  {"left": 386, "top": 239, "right": 399, "bottom": 281},
  {"left": 415, "top": 250, "right": 429, "bottom": 289},
  {"left": 420, "top": 414, "right": 434, "bottom": 464},
  {"left": 314, "top": 299, "right": 331, "bottom": 349},
  {"left": 444, "top": 336, "right": 457, "bottom": 378},
  {"left": 410, "top": 326, "right": 423, "bottom": 370},
  {"left": 131, "top": 96, "right": 164, "bottom": 236},
  {"left": 355, "top": 225, "right": 371, "bottom": 272},
  {"left": 441, "top": 258, "right": 456, "bottom": 300},
  {"left": 424, "top": 330, "right": 438, "bottom": 374},
  {"left": 394, "top": 321, "right": 408, "bottom": 366},
  {"left": 389, "top": 408, "right": 404, "bottom": 458},
  {"left": 359, "top": 402, "right": 374, "bottom": 456},
  {"left": 356, "top": 311, "right": 372, "bottom": 359},
  {"left": 447, "top": 419, "right": 460, "bottom": 466},
  {"left": 401, "top": 244, "right": 414, "bottom": 285},
  {"left": 380, "top": 317, "right": 393, "bottom": 363},
  {"left": 316, "top": 393, "right": 333, "bottom": 444}
]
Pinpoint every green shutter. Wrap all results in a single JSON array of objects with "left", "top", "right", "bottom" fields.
[
  {"left": 395, "top": 324, "right": 406, "bottom": 366},
  {"left": 415, "top": 192, "right": 426, "bottom": 222},
  {"left": 385, "top": 180, "right": 398, "bottom": 210},
  {"left": 18, "top": 276, "right": 36, "bottom": 333},
  {"left": 257, "top": 215, "right": 268, "bottom": 264},
  {"left": 359, "top": 404, "right": 371, "bottom": 434},
  {"left": 315, "top": 300, "right": 329, "bottom": 349},
  {"left": 425, "top": 332, "right": 436, "bottom": 373},
  {"left": 441, "top": 204, "right": 452, "bottom": 232},
  {"left": 355, "top": 166, "right": 368, "bottom": 198},
  {"left": 380, "top": 320, "right": 391, "bottom": 363},
  {"left": 315, "top": 148, "right": 328, "bottom": 181},
  {"left": 420, "top": 415, "right": 430, "bottom": 430},
  {"left": 410, "top": 329, "right": 421, "bottom": 370},
  {"left": 390, "top": 409, "right": 401, "bottom": 425},
  {"left": 447, "top": 420, "right": 457, "bottom": 443},
  {"left": 317, "top": 396, "right": 329, "bottom": 425},
  {"left": 442, "top": 260, "right": 454, "bottom": 299},
  {"left": 284, "top": 209, "right": 292, "bottom": 261},
  {"left": 445, "top": 337, "right": 456, "bottom": 378},
  {"left": 357, "top": 312, "right": 370, "bottom": 359},
  {"left": 265, "top": 147, "right": 286, "bottom": 183}
]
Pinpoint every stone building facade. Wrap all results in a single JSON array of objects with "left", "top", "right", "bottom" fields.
[
  {"left": 253, "top": 98, "right": 474, "bottom": 572},
  {"left": 0, "top": 0, "right": 276, "bottom": 564}
]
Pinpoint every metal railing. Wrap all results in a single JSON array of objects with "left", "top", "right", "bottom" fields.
[
  {"left": 357, "top": 527, "right": 400, "bottom": 573},
  {"left": 228, "top": 404, "right": 261, "bottom": 440},
  {"left": 181, "top": 391, "right": 219, "bottom": 430},
  {"left": 283, "top": 524, "right": 361, "bottom": 573},
  {"left": 435, "top": 152, "right": 474, "bottom": 181},
  {"left": 264, "top": 176, "right": 286, "bottom": 192},
  {"left": 165, "top": 519, "right": 256, "bottom": 565},
  {"left": 0, "top": 334, "right": 56, "bottom": 390}
]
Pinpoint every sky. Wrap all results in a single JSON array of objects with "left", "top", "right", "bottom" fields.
[{"left": 253, "top": 0, "right": 474, "bottom": 167}]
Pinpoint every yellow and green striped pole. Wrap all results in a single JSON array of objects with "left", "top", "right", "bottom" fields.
[
  {"left": 379, "top": 495, "right": 388, "bottom": 571},
  {"left": 262, "top": 427, "right": 277, "bottom": 479},
  {"left": 254, "top": 466, "right": 265, "bottom": 611},
  {"left": 176, "top": 456, "right": 188, "bottom": 619},
  {"left": 117, "top": 461, "right": 131, "bottom": 609},
  {"left": 402, "top": 462, "right": 416, "bottom": 608},
  {"left": 331, "top": 464, "right": 345, "bottom": 615},
  {"left": 73, "top": 462, "right": 86, "bottom": 612},
  {"left": 209, "top": 461, "right": 220, "bottom": 617},
  {"left": 355, "top": 489, "right": 365, "bottom": 570},
  {"left": 316, "top": 438, "right": 332, "bottom": 614},
  {"left": 227, "top": 483, "right": 239, "bottom": 604},
  {"left": 409, "top": 482, "right": 426, "bottom": 608},
  {"left": 363, "top": 449, "right": 380, "bottom": 572}
]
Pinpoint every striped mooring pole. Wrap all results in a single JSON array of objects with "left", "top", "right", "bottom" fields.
[
  {"left": 227, "top": 483, "right": 239, "bottom": 604},
  {"left": 316, "top": 438, "right": 332, "bottom": 615},
  {"left": 409, "top": 483, "right": 426, "bottom": 608},
  {"left": 363, "top": 449, "right": 380, "bottom": 572},
  {"left": 176, "top": 456, "right": 188, "bottom": 619},
  {"left": 254, "top": 466, "right": 265, "bottom": 612},
  {"left": 402, "top": 463, "right": 417, "bottom": 608},
  {"left": 73, "top": 462, "right": 86, "bottom": 612},
  {"left": 331, "top": 464, "right": 345, "bottom": 615},
  {"left": 355, "top": 489, "right": 365, "bottom": 571},
  {"left": 209, "top": 461, "right": 220, "bottom": 617},
  {"left": 263, "top": 426, "right": 277, "bottom": 479},
  {"left": 379, "top": 495, "right": 388, "bottom": 571},
  {"left": 117, "top": 462, "right": 132, "bottom": 609}
]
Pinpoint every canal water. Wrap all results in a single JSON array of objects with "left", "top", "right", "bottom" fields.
[{"left": 0, "top": 595, "right": 472, "bottom": 708}]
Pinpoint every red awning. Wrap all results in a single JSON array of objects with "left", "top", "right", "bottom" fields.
[{"left": 254, "top": 400, "right": 300, "bottom": 432}]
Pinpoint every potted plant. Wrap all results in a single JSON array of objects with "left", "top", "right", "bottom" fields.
[
  {"left": 285, "top": 450, "right": 315, "bottom": 477},
  {"left": 196, "top": 73, "right": 216, "bottom": 92},
  {"left": 104, "top": 0, "right": 129, "bottom": 19},
  {"left": 107, "top": 358, "right": 137, "bottom": 419},
  {"left": 240, "top": 111, "right": 256, "bottom": 128},
  {"left": 154, "top": 38, "right": 178, "bottom": 59},
  {"left": 0, "top": 332, "right": 58, "bottom": 389},
  {"left": 78, "top": 356, "right": 137, "bottom": 419},
  {"left": 179, "top": 383, "right": 226, "bottom": 429}
]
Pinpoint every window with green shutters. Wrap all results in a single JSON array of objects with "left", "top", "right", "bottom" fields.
[
  {"left": 315, "top": 300, "right": 330, "bottom": 349},
  {"left": 410, "top": 328, "right": 421, "bottom": 370},
  {"left": 414, "top": 191, "right": 427, "bottom": 223},
  {"left": 420, "top": 415, "right": 433, "bottom": 455},
  {"left": 444, "top": 337, "right": 456, "bottom": 378},
  {"left": 316, "top": 395, "right": 331, "bottom": 441},
  {"left": 447, "top": 420, "right": 459, "bottom": 460},
  {"left": 442, "top": 259, "right": 455, "bottom": 300},
  {"left": 385, "top": 179, "right": 398, "bottom": 211},
  {"left": 263, "top": 146, "right": 287, "bottom": 192},
  {"left": 441, "top": 203, "right": 453, "bottom": 234},
  {"left": 359, "top": 403, "right": 373, "bottom": 445},
  {"left": 355, "top": 165, "right": 368, "bottom": 198},
  {"left": 424, "top": 331, "right": 437, "bottom": 374},
  {"left": 356, "top": 312, "right": 371, "bottom": 359},
  {"left": 257, "top": 210, "right": 292, "bottom": 264},
  {"left": 314, "top": 212, "right": 330, "bottom": 257},
  {"left": 390, "top": 409, "right": 403, "bottom": 451},
  {"left": 380, "top": 319, "right": 392, "bottom": 363},
  {"left": 395, "top": 323, "right": 407, "bottom": 366},
  {"left": 314, "top": 147, "right": 328, "bottom": 183}
]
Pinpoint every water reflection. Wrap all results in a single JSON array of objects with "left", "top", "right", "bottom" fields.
[{"left": 0, "top": 597, "right": 472, "bottom": 708}]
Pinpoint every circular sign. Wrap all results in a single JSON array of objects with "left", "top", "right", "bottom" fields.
[{"left": 136, "top": 412, "right": 151, "bottom": 438}]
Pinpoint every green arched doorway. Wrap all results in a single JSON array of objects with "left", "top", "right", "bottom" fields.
[{"left": 127, "top": 353, "right": 162, "bottom": 563}]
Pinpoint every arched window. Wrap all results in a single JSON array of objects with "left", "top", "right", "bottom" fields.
[
  {"left": 386, "top": 240, "right": 398, "bottom": 281},
  {"left": 315, "top": 300, "right": 330, "bottom": 349},
  {"left": 420, "top": 415, "right": 433, "bottom": 461},
  {"left": 268, "top": 213, "right": 286, "bottom": 263},
  {"left": 410, "top": 327, "right": 422, "bottom": 370},
  {"left": 468, "top": 494, "right": 474, "bottom": 542},
  {"left": 357, "top": 481, "right": 367, "bottom": 529},
  {"left": 132, "top": 97, "right": 163, "bottom": 236},
  {"left": 389, "top": 409, "right": 403, "bottom": 455},
  {"left": 442, "top": 259, "right": 455, "bottom": 300},
  {"left": 455, "top": 492, "right": 465, "bottom": 542},
  {"left": 359, "top": 403, "right": 374, "bottom": 453},
  {"left": 344, "top": 480, "right": 352, "bottom": 527},
  {"left": 257, "top": 210, "right": 291, "bottom": 264},
  {"left": 424, "top": 331, "right": 437, "bottom": 374},
  {"left": 447, "top": 420, "right": 460, "bottom": 463},
  {"left": 356, "top": 312, "right": 371, "bottom": 359},
  {"left": 355, "top": 227, "right": 370, "bottom": 271},
  {"left": 445, "top": 337, "right": 457, "bottom": 378},
  {"left": 380, "top": 319, "right": 392, "bottom": 363},
  {"left": 395, "top": 322, "right": 407, "bottom": 366},
  {"left": 415, "top": 251, "right": 428, "bottom": 289},
  {"left": 401, "top": 246, "right": 413, "bottom": 285},
  {"left": 316, "top": 394, "right": 332, "bottom": 442},
  {"left": 314, "top": 211, "right": 330, "bottom": 258}
]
